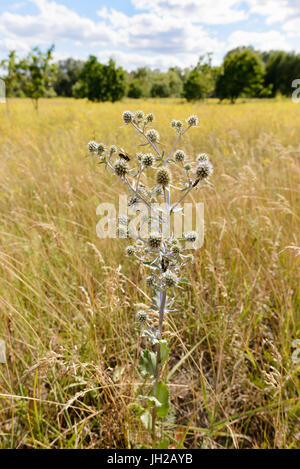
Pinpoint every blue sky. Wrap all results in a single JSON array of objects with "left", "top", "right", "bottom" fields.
[{"left": 0, "top": 0, "right": 299, "bottom": 70}]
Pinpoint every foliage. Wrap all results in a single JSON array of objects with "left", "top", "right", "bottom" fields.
[
  {"left": 74, "top": 56, "right": 126, "bottom": 102},
  {"left": 183, "top": 54, "right": 218, "bottom": 101},
  {"left": 216, "top": 49, "right": 265, "bottom": 102},
  {"left": 21, "top": 45, "right": 57, "bottom": 109},
  {"left": 54, "top": 58, "right": 84, "bottom": 97}
]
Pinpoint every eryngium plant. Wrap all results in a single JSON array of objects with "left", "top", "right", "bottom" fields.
[{"left": 88, "top": 110, "right": 213, "bottom": 447}]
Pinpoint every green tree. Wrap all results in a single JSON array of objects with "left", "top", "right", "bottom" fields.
[
  {"left": 216, "top": 48, "right": 265, "bottom": 103},
  {"left": 73, "top": 56, "right": 126, "bottom": 102},
  {"left": 54, "top": 58, "right": 83, "bottom": 97},
  {"left": 262, "top": 50, "right": 300, "bottom": 96},
  {"left": 183, "top": 54, "right": 216, "bottom": 101},
  {"left": 128, "top": 80, "right": 143, "bottom": 98},
  {"left": 22, "top": 45, "right": 57, "bottom": 110},
  {"left": 0, "top": 51, "right": 24, "bottom": 97}
]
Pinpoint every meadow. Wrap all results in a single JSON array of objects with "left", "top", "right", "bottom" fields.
[{"left": 0, "top": 97, "right": 299, "bottom": 449}]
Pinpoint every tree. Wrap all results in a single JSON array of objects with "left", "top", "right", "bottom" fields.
[
  {"left": 183, "top": 54, "right": 216, "bottom": 101},
  {"left": 73, "top": 56, "right": 126, "bottom": 102},
  {"left": 0, "top": 51, "right": 25, "bottom": 98},
  {"left": 262, "top": 50, "right": 300, "bottom": 96},
  {"left": 22, "top": 45, "right": 57, "bottom": 110},
  {"left": 54, "top": 58, "right": 83, "bottom": 97},
  {"left": 216, "top": 49, "right": 265, "bottom": 103},
  {"left": 128, "top": 80, "right": 143, "bottom": 98}
]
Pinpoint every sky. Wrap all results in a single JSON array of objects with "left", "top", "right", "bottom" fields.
[{"left": 0, "top": 0, "right": 299, "bottom": 70}]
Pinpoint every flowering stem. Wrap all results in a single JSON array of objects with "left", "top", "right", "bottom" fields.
[{"left": 152, "top": 289, "right": 167, "bottom": 447}]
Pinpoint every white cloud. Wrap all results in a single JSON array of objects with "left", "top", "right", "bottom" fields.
[
  {"left": 227, "top": 29, "right": 292, "bottom": 52},
  {"left": 0, "top": 0, "right": 299, "bottom": 70},
  {"left": 131, "top": 0, "right": 248, "bottom": 24}
]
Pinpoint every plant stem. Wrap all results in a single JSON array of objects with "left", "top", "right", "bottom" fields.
[{"left": 151, "top": 290, "right": 167, "bottom": 447}]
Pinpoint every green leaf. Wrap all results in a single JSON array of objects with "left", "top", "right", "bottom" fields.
[
  {"left": 155, "top": 381, "right": 170, "bottom": 419},
  {"left": 158, "top": 438, "right": 170, "bottom": 449},
  {"left": 160, "top": 340, "right": 169, "bottom": 366},
  {"left": 179, "top": 278, "right": 191, "bottom": 285},
  {"left": 139, "top": 349, "right": 156, "bottom": 376},
  {"left": 128, "top": 402, "right": 145, "bottom": 416}
]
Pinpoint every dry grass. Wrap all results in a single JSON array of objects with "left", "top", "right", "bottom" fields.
[{"left": 0, "top": 97, "right": 299, "bottom": 449}]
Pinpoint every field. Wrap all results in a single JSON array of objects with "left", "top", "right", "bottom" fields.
[{"left": 0, "top": 98, "right": 299, "bottom": 449}]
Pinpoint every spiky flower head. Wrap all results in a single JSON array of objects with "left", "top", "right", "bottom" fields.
[
  {"left": 156, "top": 168, "right": 171, "bottom": 187},
  {"left": 149, "top": 231, "right": 162, "bottom": 249},
  {"left": 109, "top": 145, "right": 117, "bottom": 155},
  {"left": 174, "top": 149, "right": 186, "bottom": 163},
  {"left": 142, "top": 153, "right": 154, "bottom": 167},
  {"left": 146, "top": 275, "right": 155, "bottom": 287},
  {"left": 135, "top": 110, "right": 144, "bottom": 121},
  {"left": 97, "top": 143, "right": 106, "bottom": 155},
  {"left": 114, "top": 159, "right": 128, "bottom": 177},
  {"left": 145, "top": 113, "right": 154, "bottom": 123},
  {"left": 88, "top": 141, "right": 99, "bottom": 153},
  {"left": 195, "top": 160, "right": 213, "bottom": 180},
  {"left": 123, "top": 110, "right": 134, "bottom": 124},
  {"left": 185, "top": 231, "right": 198, "bottom": 242},
  {"left": 136, "top": 310, "right": 148, "bottom": 324},
  {"left": 171, "top": 244, "right": 181, "bottom": 255},
  {"left": 186, "top": 115, "right": 198, "bottom": 126},
  {"left": 146, "top": 129, "right": 160, "bottom": 143},
  {"left": 126, "top": 245, "right": 135, "bottom": 257},
  {"left": 162, "top": 270, "right": 178, "bottom": 288},
  {"left": 171, "top": 120, "right": 184, "bottom": 133},
  {"left": 197, "top": 153, "right": 209, "bottom": 162}
]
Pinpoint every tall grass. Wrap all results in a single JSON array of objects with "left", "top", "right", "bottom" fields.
[{"left": 0, "top": 98, "right": 299, "bottom": 449}]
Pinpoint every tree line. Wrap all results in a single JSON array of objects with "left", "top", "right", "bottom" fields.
[{"left": 1, "top": 45, "right": 300, "bottom": 105}]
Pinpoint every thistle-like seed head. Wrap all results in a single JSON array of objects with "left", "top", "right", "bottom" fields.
[
  {"left": 145, "top": 113, "right": 154, "bottom": 123},
  {"left": 146, "top": 129, "right": 159, "bottom": 143},
  {"left": 186, "top": 115, "right": 198, "bottom": 126},
  {"left": 97, "top": 143, "right": 106, "bottom": 155},
  {"left": 88, "top": 141, "right": 99, "bottom": 153},
  {"left": 185, "top": 231, "right": 198, "bottom": 242},
  {"left": 162, "top": 270, "right": 178, "bottom": 288},
  {"left": 142, "top": 153, "right": 154, "bottom": 167},
  {"left": 123, "top": 110, "right": 134, "bottom": 124},
  {"left": 171, "top": 244, "right": 181, "bottom": 255},
  {"left": 184, "top": 164, "right": 192, "bottom": 171},
  {"left": 136, "top": 310, "right": 148, "bottom": 324},
  {"left": 109, "top": 145, "right": 117, "bottom": 155},
  {"left": 156, "top": 168, "right": 171, "bottom": 187},
  {"left": 114, "top": 159, "right": 128, "bottom": 177},
  {"left": 126, "top": 245, "right": 135, "bottom": 256},
  {"left": 197, "top": 153, "right": 209, "bottom": 162},
  {"left": 135, "top": 110, "right": 144, "bottom": 121},
  {"left": 174, "top": 150, "right": 186, "bottom": 163},
  {"left": 195, "top": 161, "right": 213, "bottom": 180},
  {"left": 149, "top": 231, "right": 162, "bottom": 249}
]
